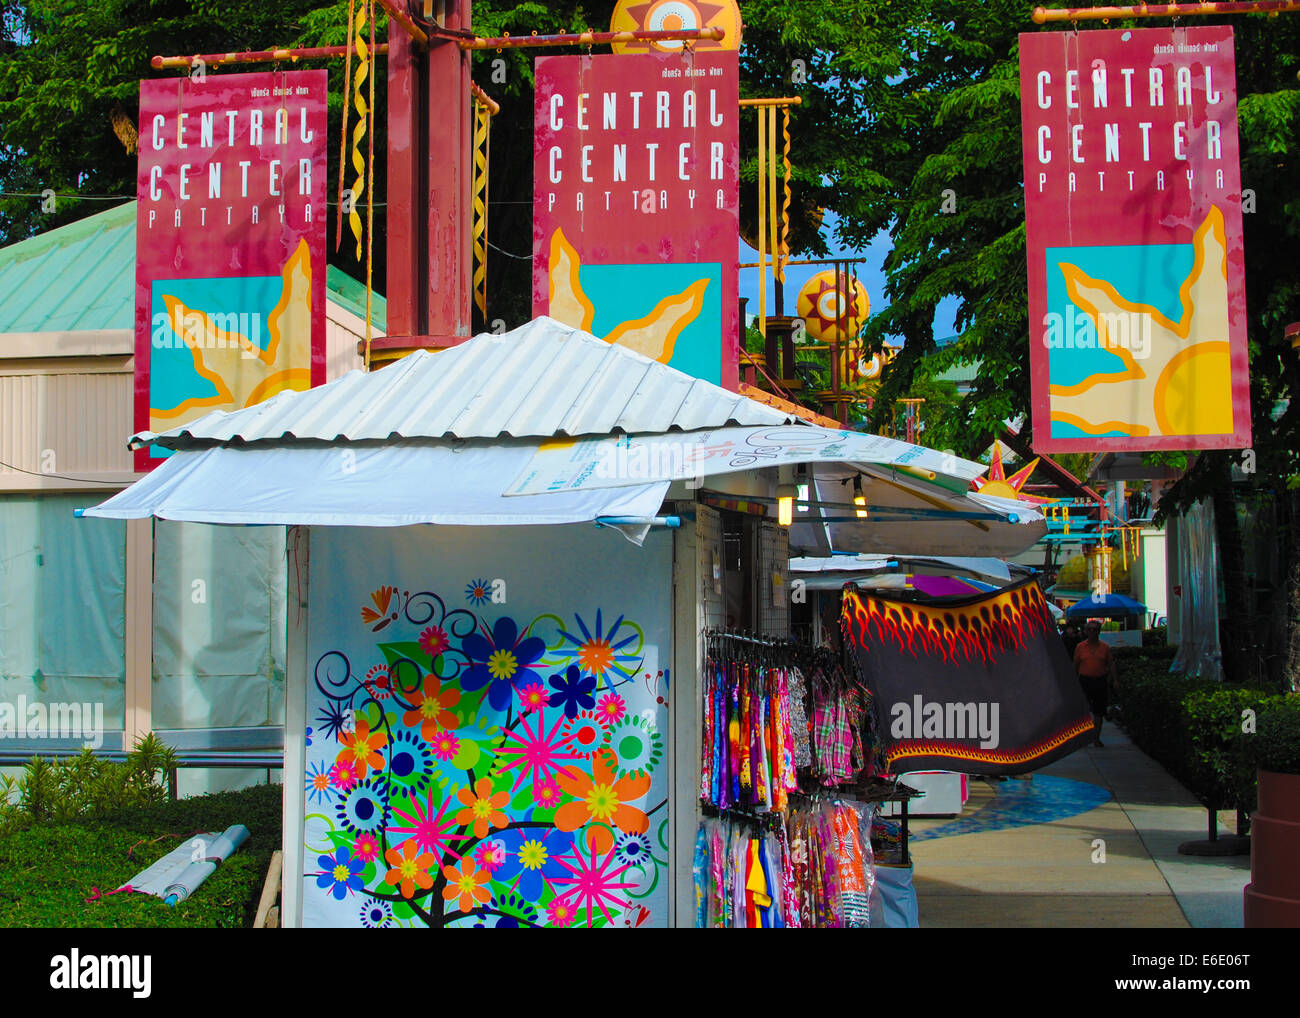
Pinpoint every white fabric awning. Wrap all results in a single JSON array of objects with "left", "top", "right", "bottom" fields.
[{"left": 85, "top": 442, "right": 669, "bottom": 540}]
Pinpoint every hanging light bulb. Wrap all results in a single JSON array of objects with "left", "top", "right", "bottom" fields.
[{"left": 777, "top": 483, "right": 796, "bottom": 527}]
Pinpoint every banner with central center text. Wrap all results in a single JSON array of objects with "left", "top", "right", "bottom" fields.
[
  {"left": 841, "top": 580, "right": 1095, "bottom": 775},
  {"left": 533, "top": 50, "right": 739, "bottom": 388},
  {"left": 134, "top": 69, "right": 327, "bottom": 470},
  {"left": 1018, "top": 27, "right": 1250, "bottom": 452}
]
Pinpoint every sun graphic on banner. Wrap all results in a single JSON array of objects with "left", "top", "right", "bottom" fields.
[
  {"left": 972, "top": 441, "right": 1052, "bottom": 505},
  {"left": 610, "top": 0, "right": 742, "bottom": 52},
  {"left": 795, "top": 269, "right": 869, "bottom": 343},
  {"left": 150, "top": 239, "right": 313, "bottom": 424},
  {"left": 1048, "top": 206, "right": 1236, "bottom": 438},
  {"left": 546, "top": 228, "right": 709, "bottom": 364}
]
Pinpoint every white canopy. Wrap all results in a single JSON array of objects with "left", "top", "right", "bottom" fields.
[{"left": 85, "top": 442, "right": 670, "bottom": 541}]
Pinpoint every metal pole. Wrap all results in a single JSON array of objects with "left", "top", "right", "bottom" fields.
[
  {"left": 1033, "top": 1, "right": 1299, "bottom": 23},
  {"left": 461, "top": 27, "right": 725, "bottom": 49}
]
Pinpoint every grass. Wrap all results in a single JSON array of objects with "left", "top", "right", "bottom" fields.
[{"left": 0, "top": 782, "right": 282, "bottom": 928}]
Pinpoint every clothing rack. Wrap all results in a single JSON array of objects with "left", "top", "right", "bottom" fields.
[{"left": 700, "top": 625, "right": 917, "bottom": 865}]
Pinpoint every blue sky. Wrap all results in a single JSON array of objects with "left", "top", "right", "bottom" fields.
[{"left": 737, "top": 210, "right": 960, "bottom": 344}]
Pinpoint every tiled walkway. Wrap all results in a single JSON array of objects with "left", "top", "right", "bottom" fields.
[{"left": 905, "top": 721, "right": 1252, "bottom": 928}]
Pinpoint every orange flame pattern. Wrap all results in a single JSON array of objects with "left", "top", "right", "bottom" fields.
[
  {"left": 841, "top": 583, "right": 1056, "bottom": 668},
  {"left": 884, "top": 719, "right": 1097, "bottom": 770}
]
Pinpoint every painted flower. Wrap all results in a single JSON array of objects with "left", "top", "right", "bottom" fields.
[
  {"left": 535, "top": 778, "right": 562, "bottom": 811},
  {"left": 455, "top": 775, "right": 510, "bottom": 839},
  {"left": 330, "top": 761, "right": 359, "bottom": 791},
  {"left": 597, "top": 692, "right": 627, "bottom": 726},
  {"left": 362, "top": 664, "right": 393, "bottom": 701},
  {"left": 475, "top": 837, "right": 507, "bottom": 874},
  {"left": 354, "top": 833, "right": 381, "bottom": 864},
  {"left": 465, "top": 578, "right": 491, "bottom": 606},
  {"left": 554, "top": 609, "right": 644, "bottom": 684},
  {"left": 602, "top": 715, "right": 664, "bottom": 780},
  {"left": 315, "top": 700, "right": 351, "bottom": 742},
  {"left": 384, "top": 839, "right": 437, "bottom": 899},
  {"left": 490, "top": 890, "right": 539, "bottom": 928},
  {"left": 305, "top": 759, "right": 334, "bottom": 805},
  {"left": 360, "top": 899, "right": 393, "bottom": 928},
  {"left": 550, "top": 841, "right": 637, "bottom": 927},
  {"left": 615, "top": 830, "right": 654, "bottom": 868},
  {"left": 546, "top": 898, "right": 578, "bottom": 928},
  {"left": 419, "top": 625, "right": 450, "bottom": 660},
  {"left": 429, "top": 728, "right": 460, "bottom": 762},
  {"left": 492, "top": 826, "right": 575, "bottom": 901},
  {"left": 494, "top": 706, "right": 580, "bottom": 793},
  {"left": 548, "top": 665, "right": 597, "bottom": 720},
  {"left": 561, "top": 710, "right": 605, "bottom": 759},
  {"left": 404, "top": 674, "right": 461, "bottom": 742},
  {"left": 336, "top": 778, "right": 390, "bottom": 835},
  {"left": 384, "top": 729, "right": 435, "bottom": 792},
  {"left": 442, "top": 857, "right": 492, "bottom": 914},
  {"left": 555, "top": 747, "right": 652, "bottom": 855},
  {"left": 316, "top": 846, "right": 364, "bottom": 901},
  {"left": 390, "top": 786, "right": 462, "bottom": 861},
  {"left": 518, "top": 681, "right": 549, "bottom": 714},
  {"left": 461, "top": 616, "right": 547, "bottom": 712},
  {"left": 336, "top": 716, "right": 387, "bottom": 781}
]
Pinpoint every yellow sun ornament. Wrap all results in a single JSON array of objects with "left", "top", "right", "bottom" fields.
[
  {"left": 796, "top": 269, "right": 869, "bottom": 343},
  {"left": 609, "top": 0, "right": 743, "bottom": 53},
  {"left": 972, "top": 441, "right": 1052, "bottom": 505}
]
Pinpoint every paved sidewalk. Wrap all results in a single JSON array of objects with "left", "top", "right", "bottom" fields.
[{"left": 906, "top": 720, "right": 1252, "bottom": 928}]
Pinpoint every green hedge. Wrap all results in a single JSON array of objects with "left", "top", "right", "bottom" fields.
[
  {"left": 1112, "top": 648, "right": 1300, "bottom": 822},
  {"left": 0, "top": 782, "right": 282, "bottom": 928}
]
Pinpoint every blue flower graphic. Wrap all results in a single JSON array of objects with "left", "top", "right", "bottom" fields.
[
  {"left": 317, "top": 846, "right": 364, "bottom": 901},
  {"left": 548, "top": 664, "right": 597, "bottom": 720},
  {"left": 493, "top": 826, "right": 576, "bottom": 901},
  {"left": 460, "top": 616, "right": 546, "bottom": 712},
  {"left": 465, "top": 578, "right": 492, "bottom": 605}
]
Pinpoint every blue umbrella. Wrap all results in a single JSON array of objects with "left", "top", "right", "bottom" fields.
[{"left": 1065, "top": 593, "right": 1146, "bottom": 619}]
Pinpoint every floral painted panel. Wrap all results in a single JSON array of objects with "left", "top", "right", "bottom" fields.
[{"left": 301, "top": 526, "right": 671, "bottom": 928}]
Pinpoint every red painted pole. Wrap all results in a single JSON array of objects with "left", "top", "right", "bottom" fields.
[
  {"left": 151, "top": 45, "right": 388, "bottom": 69},
  {"left": 1033, "top": 1, "right": 1299, "bottom": 22},
  {"left": 461, "top": 27, "right": 725, "bottom": 49}
]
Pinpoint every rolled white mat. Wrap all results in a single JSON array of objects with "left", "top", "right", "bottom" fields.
[{"left": 205, "top": 824, "right": 250, "bottom": 863}]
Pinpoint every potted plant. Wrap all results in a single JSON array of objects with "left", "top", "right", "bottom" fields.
[{"left": 1243, "top": 696, "right": 1300, "bottom": 927}]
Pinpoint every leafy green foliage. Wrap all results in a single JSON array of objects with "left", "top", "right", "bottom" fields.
[
  {"left": 0, "top": 781, "right": 282, "bottom": 928},
  {"left": 1256, "top": 695, "right": 1300, "bottom": 775},
  {"left": 0, "top": 733, "right": 179, "bottom": 831}
]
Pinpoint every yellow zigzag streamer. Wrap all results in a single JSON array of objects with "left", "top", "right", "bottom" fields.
[
  {"left": 348, "top": 0, "right": 371, "bottom": 261},
  {"left": 472, "top": 102, "right": 491, "bottom": 317},
  {"left": 779, "top": 107, "right": 791, "bottom": 284}
]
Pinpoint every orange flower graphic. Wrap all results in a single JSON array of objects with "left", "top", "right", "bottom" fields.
[
  {"left": 455, "top": 775, "right": 510, "bottom": 839},
  {"left": 404, "top": 674, "right": 461, "bottom": 742},
  {"left": 442, "top": 857, "right": 492, "bottom": 914},
  {"left": 336, "top": 717, "right": 387, "bottom": 781},
  {"left": 384, "top": 839, "right": 436, "bottom": 899},
  {"left": 555, "top": 748, "right": 651, "bottom": 854}
]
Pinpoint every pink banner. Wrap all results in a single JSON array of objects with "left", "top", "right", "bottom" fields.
[
  {"left": 134, "top": 70, "right": 327, "bottom": 470},
  {"left": 533, "top": 51, "right": 739, "bottom": 388},
  {"left": 1019, "top": 27, "right": 1250, "bottom": 452}
]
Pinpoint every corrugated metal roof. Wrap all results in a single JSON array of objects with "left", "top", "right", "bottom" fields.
[
  {"left": 136, "top": 317, "right": 797, "bottom": 449},
  {"left": 0, "top": 200, "right": 385, "bottom": 335},
  {"left": 0, "top": 202, "right": 136, "bottom": 332}
]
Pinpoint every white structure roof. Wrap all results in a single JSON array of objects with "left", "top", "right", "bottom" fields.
[{"left": 131, "top": 317, "right": 794, "bottom": 451}]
